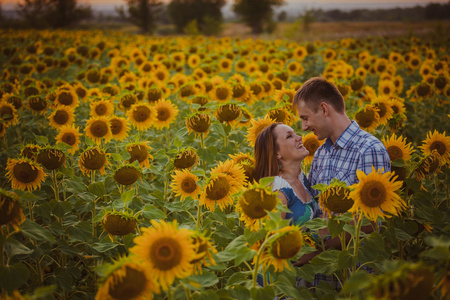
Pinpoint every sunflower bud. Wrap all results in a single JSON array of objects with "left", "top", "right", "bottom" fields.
[
  {"left": 102, "top": 212, "right": 137, "bottom": 237},
  {"left": 36, "top": 148, "right": 65, "bottom": 170}
]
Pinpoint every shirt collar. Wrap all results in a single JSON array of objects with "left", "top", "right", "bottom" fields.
[{"left": 324, "top": 121, "right": 360, "bottom": 150}]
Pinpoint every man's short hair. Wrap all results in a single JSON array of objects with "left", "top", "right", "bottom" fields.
[{"left": 293, "top": 76, "right": 345, "bottom": 113}]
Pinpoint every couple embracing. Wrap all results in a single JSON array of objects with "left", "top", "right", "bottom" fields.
[{"left": 253, "top": 76, "right": 391, "bottom": 287}]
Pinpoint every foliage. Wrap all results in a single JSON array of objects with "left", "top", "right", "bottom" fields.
[
  {"left": 167, "top": 0, "right": 225, "bottom": 35},
  {"left": 116, "top": 0, "right": 163, "bottom": 34},
  {"left": 232, "top": 0, "right": 284, "bottom": 34}
]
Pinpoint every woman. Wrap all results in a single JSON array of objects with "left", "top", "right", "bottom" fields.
[{"left": 253, "top": 122, "right": 320, "bottom": 226}]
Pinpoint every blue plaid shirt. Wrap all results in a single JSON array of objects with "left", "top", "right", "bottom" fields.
[
  {"left": 309, "top": 121, "right": 391, "bottom": 197},
  {"left": 306, "top": 121, "right": 390, "bottom": 290}
]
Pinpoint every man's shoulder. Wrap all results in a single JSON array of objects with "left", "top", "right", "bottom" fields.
[{"left": 350, "top": 129, "right": 385, "bottom": 152}]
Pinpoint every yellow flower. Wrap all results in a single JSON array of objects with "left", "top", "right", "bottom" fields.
[
  {"left": 323, "top": 48, "right": 336, "bottom": 62},
  {"left": 354, "top": 105, "right": 380, "bottom": 133},
  {"left": 85, "top": 116, "right": 113, "bottom": 145},
  {"left": 419, "top": 130, "right": 450, "bottom": 164},
  {"left": 127, "top": 103, "right": 156, "bottom": 131},
  {"left": 382, "top": 133, "right": 414, "bottom": 162},
  {"left": 127, "top": 142, "right": 153, "bottom": 168},
  {"left": 218, "top": 58, "right": 233, "bottom": 73},
  {"left": 246, "top": 115, "right": 276, "bottom": 147},
  {"left": 55, "top": 88, "right": 79, "bottom": 109},
  {"left": 237, "top": 181, "right": 278, "bottom": 231},
  {"left": 36, "top": 147, "right": 65, "bottom": 170},
  {"left": 6, "top": 157, "right": 46, "bottom": 191},
  {"left": 189, "top": 233, "right": 217, "bottom": 275},
  {"left": 0, "top": 101, "right": 18, "bottom": 127},
  {"left": 170, "top": 169, "right": 201, "bottom": 201},
  {"left": 318, "top": 183, "right": 354, "bottom": 216},
  {"left": 96, "top": 258, "right": 159, "bottom": 300},
  {"left": 113, "top": 165, "right": 141, "bottom": 186},
  {"left": 130, "top": 220, "right": 196, "bottom": 291},
  {"left": 27, "top": 96, "right": 48, "bottom": 115},
  {"left": 371, "top": 95, "right": 394, "bottom": 125},
  {"left": 0, "top": 189, "right": 25, "bottom": 233},
  {"left": 210, "top": 84, "right": 233, "bottom": 102},
  {"left": 48, "top": 106, "right": 75, "bottom": 129},
  {"left": 186, "top": 112, "right": 211, "bottom": 137},
  {"left": 302, "top": 132, "right": 325, "bottom": 165},
  {"left": 187, "top": 54, "right": 201, "bottom": 69},
  {"left": 174, "top": 149, "right": 198, "bottom": 170},
  {"left": 78, "top": 147, "right": 110, "bottom": 175},
  {"left": 216, "top": 103, "right": 241, "bottom": 124},
  {"left": 109, "top": 116, "right": 129, "bottom": 141},
  {"left": 153, "top": 99, "right": 179, "bottom": 130},
  {"left": 200, "top": 173, "right": 241, "bottom": 211},
  {"left": 293, "top": 46, "right": 307, "bottom": 61},
  {"left": 55, "top": 125, "right": 81, "bottom": 155},
  {"left": 349, "top": 167, "right": 406, "bottom": 221},
  {"left": 414, "top": 150, "right": 441, "bottom": 181},
  {"left": 90, "top": 99, "right": 114, "bottom": 118}
]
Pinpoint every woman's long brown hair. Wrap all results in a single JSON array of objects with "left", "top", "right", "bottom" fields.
[{"left": 253, "top": 123, "right": 281, "bottom": 182}]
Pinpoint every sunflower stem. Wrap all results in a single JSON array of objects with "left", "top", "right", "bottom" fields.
[
  {"left": 200, "top": 132, "right": 205, "bottom": 149},
  {"left": 91, "top": 170, "right": 97, "bottom": 239},
  {"left": 351, "top": 214, "right": 364, "bottom": 274},
  {"left": 196, "top": 202, "right": 202, "bottom": 231},
  {"left": 167, "top": 286, "right": 173, "bottom": 300},
  {"left": 252, "top": 232, "right": 272, "bottom": 288},
  {"left": 182, "top": 283, "right": 192, "bottom": 300}
]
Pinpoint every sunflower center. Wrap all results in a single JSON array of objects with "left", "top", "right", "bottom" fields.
[
  {"left": 62, "top": 133, "right": 75, "bottom": 145},
  {"left": 151, "top": 237, "right": 182, "bottom": 270},
  {"left": 271, "top": 231, "right": 303, "bottom": 259},
  {"left": 110, "top": 119, "right": 124, "bottom": 135},
  {"left": 360, "top": 180, "right": 387, "bottom": 208},
  {"left": 387, "top": 145, "right": 404, "bottom": 161},
  {"left": 80, "top": 149, "right": 106, "bottom": 170},
  {"left": 36, "top": 149, "right": 65, "bottom": 170},
  {"left": 157, "top": 108, "right": 170, "bottom": 121},
  {"left": 240, "top": 189, "right": 277, "bottom": 219},
  {"left": 0, "top": 105, "right": 13, "bottom": 121},
  {"left": 12, "top": 162, "right": 38, "bottom": 183},
  {"left": 206, "top": 177, "right": 230, "bottom": 201},
  {"left": 321, "top": 187, "right": 354, "bottom": 214},
  {"left": 182, "top": 177, "right": 197, "bottom": 193},
  {"left": 218, "top": 104, "right": 240, "bottom": 122},
  {"left": 133, "top": 106, "right": 150, "bottom": 122},
  {"left": 121, "top": 94, "right": 137, "bottom": 109},
  {"left": 114, "top": 166, "right": 140, "bottom": 185},
  {"left": 108, "top": 266, "right": 147, "bottom": 299},
  {"left": 54, "top": 110, "right": 69, "bottom": 125},
  {"left": 128, "top": 146, "right": 148, "bottom": 163},
  {"left": 95, "top": 103, "right": 107, "bottom": 115},
  {"left": 29, "top": 97, "right": 47, "bottom": 111},
  {"left": 430, "top": 141, "right": 446, "bottom": 156},
  {"left": 147, "top": 88, "right": 162, "bottom": 102},
  {"left": 304, "top": 139, "right": 319, "bottom": 153},
  {"left": 216, "top": 87, "right": 229, "bottom": 101},
  {"left": 58, "top": 91, "right": 74, "bottom": 105},
  {"left": 188, "top": 114, "right": 210, "bottom": 133},
  {"left": 233, "top": 85, "right": 246, "bottom": 98},
  {"left": 90, "top": 120, "right": 109, "bottom": 137},
  {"left": 355, "top": 108, "right": 376, "bottom": 128},
  {"left": 416, "top": 84, "right": 430, "bottom": 97},
  {"left": 268, "top": 109, "right": 286, "bottom": 123},
  {"left": 174, "top": 151, "right": 197, "bottom": 169}
]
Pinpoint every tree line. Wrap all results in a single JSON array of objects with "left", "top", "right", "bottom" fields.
[{"left": 0, "top": 0, "right": 448, "bottom": 34}]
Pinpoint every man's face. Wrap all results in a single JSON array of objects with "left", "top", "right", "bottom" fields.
[{"left": 296, "top": 100, "right": 329, "bottom": 140}]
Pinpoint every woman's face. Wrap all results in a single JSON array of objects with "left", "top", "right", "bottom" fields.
[{"left": 274, "top": 124, "right": 309, "bottom": 162}]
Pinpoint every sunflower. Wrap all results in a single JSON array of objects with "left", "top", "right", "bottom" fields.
[
  {"left": 246, "top": 115, "right": 276, "bottom": 147},
  {"left": 377, "top": 80, "right": 396, "bottom": 97},
  {"left": 174, "top": 149, "right": 198, "bottom": 169},
  {"left": 109, "top": 116, "right": 129, "bottom": 141},
  {"left": 231, "top": 83, "right": 252, "bottom": 103},
  {"left": 186, "top": 112, "right": 211, "bottom": 137},
  {"left": 354, "top": 105, "right": 380, "bottom": 133},
  {"left": 210, "top": 84, "right": 233, "bottom": 102},
  {"left": 170, "top": 169, "right": 201, "bottom": 201},
  {"left": 4, "top": 95, "right": 23, "bottom": 111},
  {"left": 350, "top": 77, "right": 365, "bottom": 92},
  {"left": 216, "top": 103, "right": 241, "bottom": 124},
  {"left": 263, "top": 226, "right": 303, "bottom": 272},
  {"left": 54, "top": 89, "right": 79, "bottom": 109},
  {"left": 286, "top": 61, "right": 305, "bottom": 76},
  {"left": 211, "top": 159, "right": 247, "bottom": 189},
  {"left": 114, "top": 164, "right": 141, "bottom": 186},
  {"left": 0, "top": 101, "right": 18, "bottom": 127},
  {"left": 237, "top": 181, "right": 278, "bottom": 231},
  {"left": 187, "top": 54, "right": 201, "bottom": 69},
  {"left": 6, "top": 157, "right": 46, "bottom": 191},
  {"left": 128, "top": 103, "right": 156, "bottom": 131},
  {"left": 0, "top": 189, "right": 25, "bottom": 233},
  {"left": 371, "top": 95, "right": 394, "bottom": 125},
  {"left": 388, "top": 96, "right": 406, "bottom": 115},
  {"left": 415, "top": 82, "right": 433, "bottom": 99},
  {"left": 27, "top": 96, "right": 48, "bottom": 114},
  {"left": 85, "top": 116, "right": 112, "bottom": 145},
  {"left": 153, "top": 99, "right": 179, "bottom": 130},
  {"left": 119, "top": 93, "right": 138, "bottom": 111},
  {"left": 130, "top": 220, "right": 196, "bottom": 291},
  {"left": 152, "top": 68, "right": 170, "bottom": 83},
  {"left": 90, "top": 99, "right": 114, "bottom": 118},
  {"left": 370, "top": 261, "right": 433, "bottom": 300},
  {"left": 323, "top": 49, "right": 336, "bottom": 62},
  {"left": 218, "top": 58, "right": 232, "bottom": 73},
  {"left": 349, "top": 167, "right": 406, "bottom": 221},
  {"left": 249, "top": 82, "right": 265, "bottom": 100},
  {"left": 316, "top": 180, "right": 354, "bottom": 216},
  {"left": 102, "top": 211, "right": 138, "bottom": 238},
  {"left": 78, "top": 147, "right": 110, "bottom": 175},
  {"left": 382, "top": 133, "right": 414, "bottom": 162},
  {"left": 414, "top": 150, "right": 441, "bottom": 181},
  {"left": 96, "top": 258, "right": 159, "bottom": 300},
  {"left": 189, "top": 232, "right": 217, "bottom": 275},
  {"left": 55, "top": 125, "right": 81, "bottom": 155},
  {"left": 48, "top": 106, "right": 75, "bottom": 129},
  {"left": 235, "top": 59, "right": 247, "bottom": 72},
  {"left": 36, "top": 148, "right": 65, "bottom": 170},
  {"left": 302, "top": 132, "right": 325, "bottom": 165},
  {"left": 127, "top": 142, "right": 153, "bottom": 168},
  {"left": 200, "top": 173, "right": 241, "bottom": 211},
  {"left": 293, "top": 46, "right": 307, "bottom": 61},
  {"left": 419, "top": 130, "right": 450, "bottom": 164}
]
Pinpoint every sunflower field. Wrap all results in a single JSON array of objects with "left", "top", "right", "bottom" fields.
[{"left": 0, "top": 30, "right": 449, "bottom": 300}]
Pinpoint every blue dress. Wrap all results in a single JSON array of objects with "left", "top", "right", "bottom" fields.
[{"left": 272, "top": 173, "right": 320, "bottom": 226}]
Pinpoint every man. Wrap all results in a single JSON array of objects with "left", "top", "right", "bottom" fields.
[
  {"left": 293, "top": 76, "right": 391, "bottom": 194},
  {"left": 292, "top": 76, "right": 391, "bottom": 289}
]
